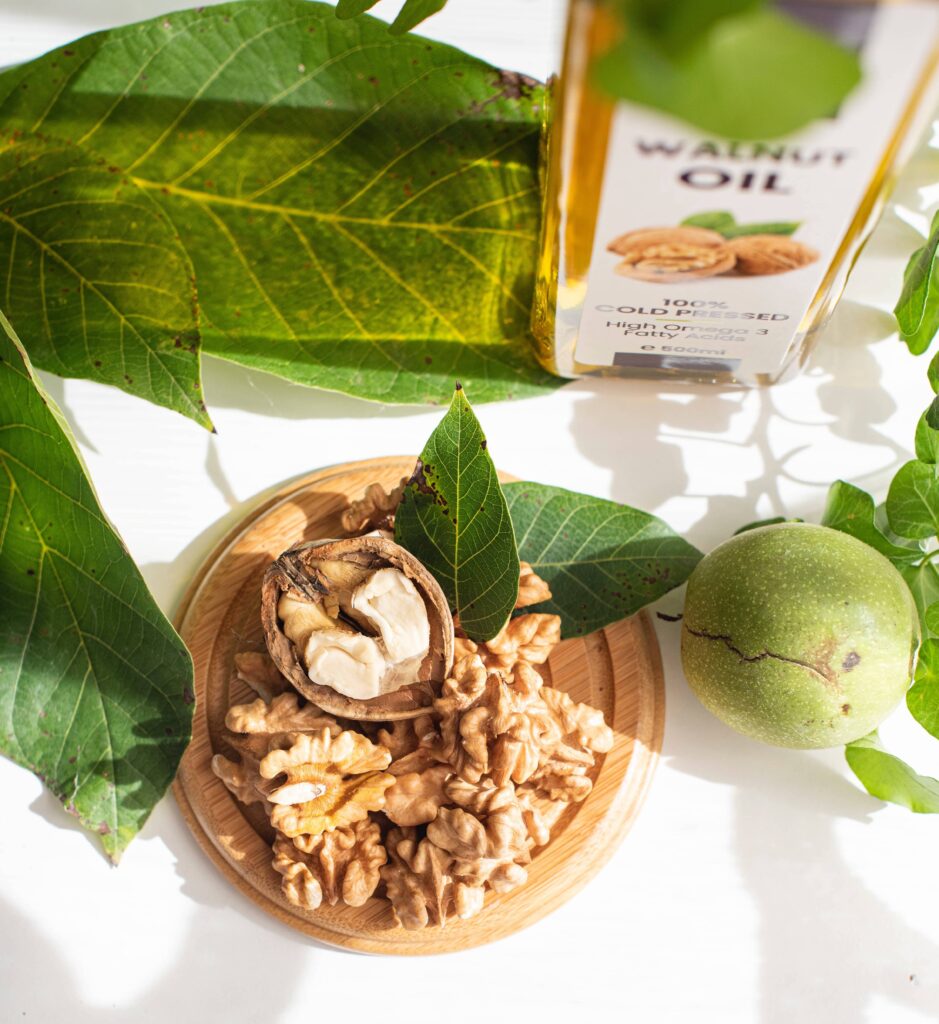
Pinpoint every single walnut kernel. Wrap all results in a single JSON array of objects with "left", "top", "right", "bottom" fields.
[
  {"left": 233, "top": 651, "right": 290, "bottom": 702},
  {"left": 727, "top": 234, "right": 819, "bottom": 275},
  {"left": 516, "top": 562, "right": 552, "bottom": 609},
  {"left": 383, "top": 763, "right": 452, "bottom": 826},
  {"left": 383, "top": 827, "right": 480, "bottom": 929},
  {"left": 341, "top": 478, "right": 408, "bottom": 535},
  {"left": 429, "top": 657, "right": 558, "bottom": 785},
  {"left": 260, "top": 728, "right": 394, "bottom": 838},
  {"left": 211, "top": 753, "right": 269, "bottom": 807},
  {"left": 272, "top": 818, "right": 385, "bottom": 910}
]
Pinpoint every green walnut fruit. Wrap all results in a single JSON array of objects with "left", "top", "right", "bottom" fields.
[{"left": 681, "top": 522, "right": 919, "bottom": 749}]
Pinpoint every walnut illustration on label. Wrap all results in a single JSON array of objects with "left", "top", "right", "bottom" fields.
[
  {"left": 606, "top": 222, "right": 818, "bottom": 280},
  {"left": 727, "top": 234, "right": 820, "bottom": 275}
]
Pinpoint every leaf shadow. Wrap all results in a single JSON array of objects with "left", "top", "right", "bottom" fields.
[{"left": 0, "top": 875, "right": 317, "bottom": 1022}]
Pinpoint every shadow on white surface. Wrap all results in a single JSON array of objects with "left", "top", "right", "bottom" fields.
[
  {"left": 201, "top": 355, "right": 452, "bottom": 422},
  {"left": 661, "top": 636, "right": 939, "bottom": 1021}
]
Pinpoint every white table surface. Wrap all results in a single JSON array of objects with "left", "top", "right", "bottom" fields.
[{"left": 2, "top": 1, "right": 939, "bottom": 1021}]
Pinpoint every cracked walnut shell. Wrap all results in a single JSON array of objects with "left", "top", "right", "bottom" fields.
[
  {"left": 260, "top": 728, "right": 394, "bottom": 838},
  {"left": 262, "top": 534, "right": 454, "bottom": 721}
]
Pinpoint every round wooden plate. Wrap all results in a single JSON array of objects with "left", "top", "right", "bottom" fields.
[{"left": 173, "top": 456, "right": 665, "bottom": 955}]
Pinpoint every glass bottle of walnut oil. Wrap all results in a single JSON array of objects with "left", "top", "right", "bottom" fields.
[{"left": 531, "top": 1, "right": 939, "bottom": 386}]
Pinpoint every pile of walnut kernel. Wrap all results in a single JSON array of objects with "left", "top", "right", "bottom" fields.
[{"left": 212, "top": 480, "right": 614, "bottom": 930}]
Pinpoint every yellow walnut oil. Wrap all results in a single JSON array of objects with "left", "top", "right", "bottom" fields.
[{"left": 531, "top": 0, "right": 939, "bottom": 386}]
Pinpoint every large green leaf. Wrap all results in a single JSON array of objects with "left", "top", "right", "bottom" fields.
[
  {"left": 0, "top": 131, "right": 209, "bottom": 428},
  {"left": 0, "top": 1, "right": 556, "bottom": 407},
  {"left": 503, "top": 482, "right": 703, "bottom": 637},
  {"left": 395, "top": 385, "right": 519, "bottom": 642},
  {"left": 845, "top": 732, "right": 939, "bottom": 814},
  {"left": 0, "top": 310, "right": 194, "bottom": 861}
]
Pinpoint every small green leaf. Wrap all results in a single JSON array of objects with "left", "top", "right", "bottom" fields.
[
  {"left": 927, "top": 397, "right": 939, "bottom": 432},
  {"left": 895, "top": 212, "right": 939, "bottom": 355},
  {"left": 335, "top": 0, "right": 445, "bottom": 32},
  {"left": 908, "top": 636, "right": 939, "bottom": 739},
  {"left": 845, "top": 732, "right": 939, "bottom": 813},
  {"left": 915, "top": 412, "right": 939, "bottom": 464},
  {"left": 733, "top": 516, "right": 800, "bottom": 535},
  {"left": 900, "top": 560, "right": 939, "bottom": 636},
  {"left": 928, "top": 350, "right": 939, "bottom": 391},
  {"left": 723, "top": 221, "right": 800, "bottom": 239},
  {"left": 0, "top": 131, "right": 209, "bottom": 428},
  {"left": 926, "top": 603, "right": 939, "bottom": 637},
  {"left": 0, "top": 310, "right": 194, "bottom": 860},
  {"left": 681, "top": 211, "right": 736, "bottom": 233},
  {"left": 680, "top": 211, "right": 800, "bottom": 239},
  {"left": 886, "top": 461, "right": 939, "bottom": 540},
  {"left": 593, "top": 8, "right": 861, "bottom": 140},
  {"left": 395, "top": 386, "right": 519, "bottom": 642},
  {"left": 503, "top": 482, "right": 702, "bottom": 637},
  {"left": 822, "top": 481, "right": 922, "bottom": 562},
  {"left": 390, "top": 0, "right": 448, "bottom": 34},
  {"left": 334, "top": 0, "right": 379, "bottom": 16}
]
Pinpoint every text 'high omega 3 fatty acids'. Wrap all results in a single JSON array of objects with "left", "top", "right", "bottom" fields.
[{"left": 531, "top": 0, "right": 939, "bottom": 386}]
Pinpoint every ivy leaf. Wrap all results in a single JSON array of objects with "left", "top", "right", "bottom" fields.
[
  {"left": 895, "top": 212, "right": 939, "bottom": 356},
  {"left": 822, "top": 480, "right": 923, "bottom": 563},
  {"left": 845, "top": 732, "right": 939, "bottom": 814},
  {"left": 335, "top": 0, "right": 447, "bottom": 34},
  {"left": 0, "top": 132, "right": 209, "bottom": 429},
  {"left": 503, "top": 482, "right": 702, "bottom": 638},
  {"left": 0, "top": 310, "right": 194, "bottom": 861},
  {"left": 0, "top": 0, "right": 556, "bottom": 408},
  {"left": 899, "top": 561, "right": 939, "bottom": 636},
  {"left": 395, "top": 385, "right": 519, "bottom": 642},
  {"left": 908, "top": 636, "right": 939, "bottom": 739},
  {"left": 886, "top": 461, "right": 939, "bottom": 540},
  {"left": 593, "top": 7, "right": 861, "bottom": 140},
  {"left": 915, "top": 412, "right": 939, "bottom": 464}
]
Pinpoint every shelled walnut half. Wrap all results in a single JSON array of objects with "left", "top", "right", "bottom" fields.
[{"left": 262, "top": 535, "right": 454, "bottom": 720}]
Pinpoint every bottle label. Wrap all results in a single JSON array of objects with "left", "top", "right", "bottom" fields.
[{"left": 575, "top": 2, "right": 939, "bottom": 379}]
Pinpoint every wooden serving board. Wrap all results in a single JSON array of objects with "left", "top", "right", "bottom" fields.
[{"left": 173, "top": 456, "right": 665, "bottom": 955}]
